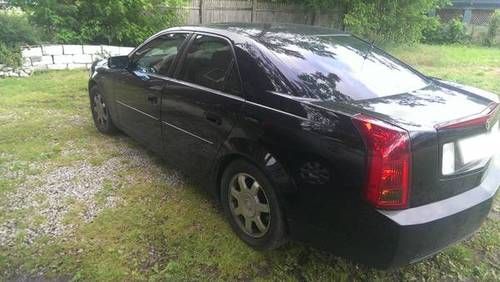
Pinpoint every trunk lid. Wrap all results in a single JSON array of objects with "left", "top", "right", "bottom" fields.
[
  {"left": 348, "top": 83, "right": 496, "bottom": 130},
  {"left": 311, "top": 81, "right": 499, "bottom": 207}
]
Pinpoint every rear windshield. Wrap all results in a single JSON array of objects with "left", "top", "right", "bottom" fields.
[{"left": 263, "top": 34, "right": 429, "bottom": 101}]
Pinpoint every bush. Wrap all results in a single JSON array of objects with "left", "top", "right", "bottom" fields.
[
  {"left": 423, "top": 18, "right": 469, "bottom": 44},
  {"left": 9, "top": 0, "right": 186, "bottom": 46},
  {"left": 483, "top": 11, "right": 500, "bottom": 46},
  {"left": 342, "top": 0, "right": 450, "bottom": 44},
  {"left": 288, "top": 0, "right": 451, "bottom": 44},
  {"left": 0, "top": 11, "right": 41, "bottom": 67},
  {"left": 0, "top": 42, "right": 22, "bottom": 68}
]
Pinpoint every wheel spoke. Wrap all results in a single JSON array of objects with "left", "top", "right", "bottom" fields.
[
  {"left": 230, "top": 186, "right": 242, "bottom": 201},
  {"left": 254, "top": 216, "right": 267, "bottom": 232},
  {"left": 244, "top": 216, "right": 253, "bottom": 233},
  {"left": 249, "top": 181, "right": 260, "bottom": 196},
  {"left": 238, "top": 175, "right": 248, "bottom": 190},
  {"left": 256, "top": 202, "right": 270, "bottom": 213}
]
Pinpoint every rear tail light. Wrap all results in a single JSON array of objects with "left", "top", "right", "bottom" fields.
[
  {"left": 352, "top": 114, "right": 411, "bottom": 209},
  {"left": 435, "top": 103, "right": 498, "bottom": 130}
]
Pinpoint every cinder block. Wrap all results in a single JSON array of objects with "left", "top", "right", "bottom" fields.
[
  {"left": 91, "top": 54, "right": 107, "bottom": 62},
  {"left": 30, "top": 55, "right": 53, "bottom": 66},
  {"left": 119, "top": 47, "right": 134, "bottom": 55},
  {"left": 32, "top": 64, "right": 48, "bottom": 70},
  {"left": 101, "top": 45, "right": 121, "bottom": 56},
  {"left": 22, "top": 57, "right": 32, "bottom": 67},
  {"left": 42, "top": 45, "right": 63, "bottom": 56},
  {"left": 83, "top": 45, "right": 102, "bottom": 54},
  {"left": 47, "top": 64, "right": 68, "bottom": 70},
  {"left": 72, "top": 54, "right": 93, "bottom": 64},
  {"left": 63, "top": 45, "right": 83, "bottom": 55},
  {"left": 67, "top": 63, "right": 87, "bottom": 69},
  {"left": 21, "top": 47, "right": 42, "bottom": 57},
  {"left": 53, "top": 55, "right": 73, "bottom": 64}
]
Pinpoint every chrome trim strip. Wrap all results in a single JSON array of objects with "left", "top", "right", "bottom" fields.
[
  {"left": 147, "top": 73, "right": 246, "bottom": 102},
  {"left": 147, "top": 75, "right": 307, "bottom": 121},
  {"left": 244, "top": 100, "right": 309, "bottom": 121},
  {"left": 161, "top": 120, "right": 214, "bottom": 145},
  {"left": 116, "top": 100, "right": 160, "bottom": 121}
]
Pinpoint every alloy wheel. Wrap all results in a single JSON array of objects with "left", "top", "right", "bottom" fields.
[
  {"left": 228, "top": 173, "right": 271, "bottom": 238},
  {"left": 93, "top": 93, "right": 108, "bottom": 126}
]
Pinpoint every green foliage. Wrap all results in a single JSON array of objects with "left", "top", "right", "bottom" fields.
[
  {"left": 0, "top": 42, "right": 22, "bottom": 67},
  {"left": 423, "top": 18, "right": 469, "bottom": 44},
  {"left": 8, "top": 0, "right": 185, "bottom": 46},
  {"left": 0, "top": 11, "right": 41, "bottom": 67},
  {"left": 0, "top": 11, "right": 41, "bottom": 47},
  {"left": 483, "top": 11, "right": 500, "bottom": 46},
  {"left": 342, "top": 0, "right": 450, "bottom": 44},
  {"left": 286, "top": 0, "right": 450, "bottom": 44}
]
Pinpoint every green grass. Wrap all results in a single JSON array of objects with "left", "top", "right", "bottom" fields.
[
  {"left": 0, "top": 45, "right": 499, "bottom": 281},
  {"left": 389, "top": 44, "right": 500, "bottom": 94}
]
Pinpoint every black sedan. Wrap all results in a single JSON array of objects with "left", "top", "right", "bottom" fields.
[{"left": 88, "top": 23, "right": 500, "bottom": 268}]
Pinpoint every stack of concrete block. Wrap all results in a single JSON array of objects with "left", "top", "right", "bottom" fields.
[{"left": 21, "top": 44, "right": 134, "bottom": 71}]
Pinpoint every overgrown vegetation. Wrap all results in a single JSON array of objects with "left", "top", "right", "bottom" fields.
[
  {"left": 0, "top": 10, "right": 41, "bottom": 67},
  {"left": 289, "top": 0, "right": 451, "bottom": 44},
  {"left": 0, "top": 45, "right": 499, "bottom": 280},
  {"left": 7, "top": 0, "right": 185, "bottom": 46},
  {"left": 484, "top": 11, "right": 500, "bottom": 46},
  {"left": 423, "top": 18, "right": 469, "bottom": 44}
]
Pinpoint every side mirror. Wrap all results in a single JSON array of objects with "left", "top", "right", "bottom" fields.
[{"left": 108, "top": 56, "right": 129, "bottom": 69}]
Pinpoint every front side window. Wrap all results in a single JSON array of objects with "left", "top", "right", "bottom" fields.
[
  {"left": 178, "top": 34, "right": 237, "bottom": 92},
  {"left": 133, "top": 33, "right": 188, "bottom": 76}
]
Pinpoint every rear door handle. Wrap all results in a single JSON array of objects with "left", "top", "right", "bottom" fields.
[
  {"left": 147, "top": 95, "right": 158, "bottom": 104},
  {"left": 205, "top": 112, "right": 222, "bottom": 125}
]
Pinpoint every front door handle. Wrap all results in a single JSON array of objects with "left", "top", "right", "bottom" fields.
[
  {"left": 147, "top": 95, "right": 158, "bottom": 104},
  {"left": 205, "top": 112, "right": 222, "bottom": 125}
]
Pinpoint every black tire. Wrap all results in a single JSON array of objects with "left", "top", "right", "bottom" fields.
[
  {"left": 221, "top": 159, "right": 287, "bottom": 250},
  {"left": 89, "top": 86, "right": 118, "bottom": 135}
]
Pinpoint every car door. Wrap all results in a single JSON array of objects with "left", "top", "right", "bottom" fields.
[
  {"left": 113, "top": 32, "right": 189, "bottom": 152},
  {"left": 161, "top": 33, "right": 244, "bottom": 178}
]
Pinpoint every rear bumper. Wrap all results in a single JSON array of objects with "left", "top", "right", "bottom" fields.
[
  {"left": 292, "top": 156, "right": 499, "bottom": 268},
  {"left": 376, "top": 155, "right": 500, "bottom": 267}
]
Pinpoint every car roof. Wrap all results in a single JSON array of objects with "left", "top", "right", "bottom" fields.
[{"left": 162, "top": 22, "right": 349, "bottom": 44}]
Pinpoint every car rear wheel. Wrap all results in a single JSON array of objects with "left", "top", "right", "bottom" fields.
[
  {"left": 90, "top": 86, "right": 118, "bottom": 134},
  {"left": 221, "top": 159, "right": 287, "bottom": 250}
]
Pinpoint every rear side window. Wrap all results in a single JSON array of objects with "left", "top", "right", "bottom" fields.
[
  {"left": 178, "top": 34, "right": 238, "bottom": 93},
  {"left": 262, "top": 34, "right": 429, "bottom": 101},
  {"left": 133, "top": 33, "right": 188, "bottom": 76}
]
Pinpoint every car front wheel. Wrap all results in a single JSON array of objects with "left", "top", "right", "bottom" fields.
[
  {"left": 90, "top": 86, "right": 118, "bottom": 134},
  {"left": 221, "top": 159, "right": 287, "bottom": 250}
]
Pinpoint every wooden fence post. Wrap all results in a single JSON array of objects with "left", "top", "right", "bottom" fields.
[
  {"left": 251, "top": 0, "right": 257, "bottom": 23},
  {"left": 199, "top": 0, "right": 203, "bottom": 24}
]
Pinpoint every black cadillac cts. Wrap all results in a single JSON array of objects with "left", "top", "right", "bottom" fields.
[{"left": 88, "top": 23, "right": 500, "bottom": 268}]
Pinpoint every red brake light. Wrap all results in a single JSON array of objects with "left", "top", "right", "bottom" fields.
[
  {"left": 435, "top": 103, "right": 499, "bottom": 130},
  {"left": 352, "top": 114, "right": 411, "bottom": 209}
]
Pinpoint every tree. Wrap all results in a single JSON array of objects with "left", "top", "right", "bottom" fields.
[
  {"left": 287, "top": 0, "right": 450, "bottom": 44},
  {"left": 8, "top": 0, "right": 185, "bottom": 46}
]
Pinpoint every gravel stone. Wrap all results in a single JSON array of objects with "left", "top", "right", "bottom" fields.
[{"left": 0, "top": 144, "right": 183, "bottom": 247}]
